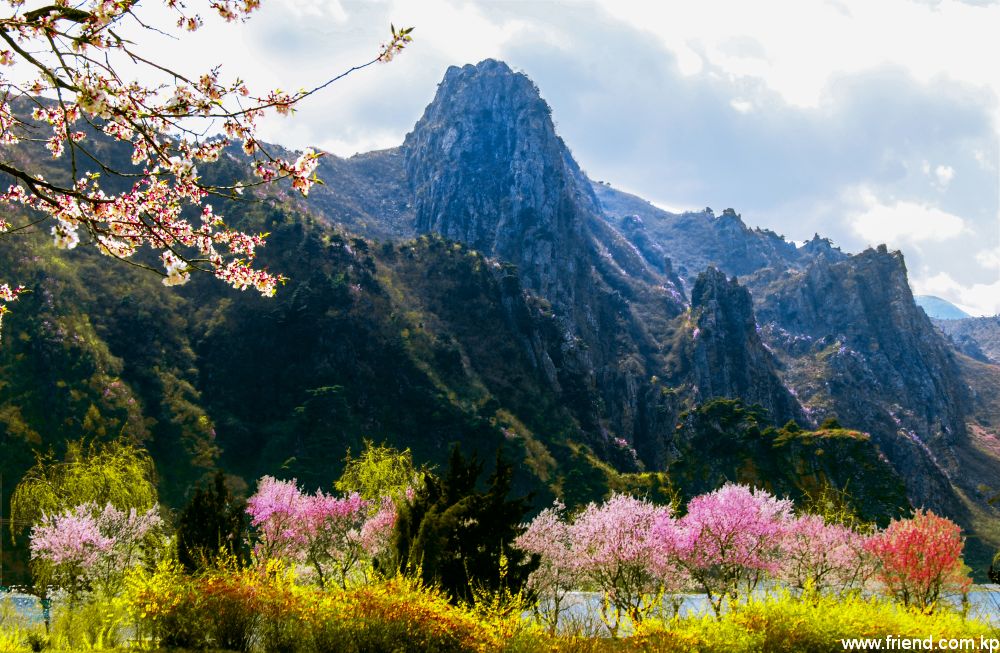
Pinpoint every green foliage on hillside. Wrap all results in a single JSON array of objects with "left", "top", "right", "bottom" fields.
[
  {"left": 667, "top": 399, "right": 910, "bottom": 525},
  {"left": 176, "top": 471, "right": 248, "bottom": 572}
]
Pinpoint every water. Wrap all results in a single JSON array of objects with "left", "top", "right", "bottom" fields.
[{"left": 1, "top": 592, "right": 45, "bottom": 626}]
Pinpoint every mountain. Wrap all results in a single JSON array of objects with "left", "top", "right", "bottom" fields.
[
  {"left": 2, "top": 59, "right": 999, "bottom": 580},
  {"left": 593, "top": 183, "right": 847, "bottom": 288},
  {"left": 916, "top": 295, "right": 972, "bottom": 320},
  {"left": 935, "top": 316, "right": 1000, "bottom": 364}
]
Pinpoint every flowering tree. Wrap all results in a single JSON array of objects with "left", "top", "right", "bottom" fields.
[
  {"left": 11, "top": 440, "right": 157, "bottom": 537},
  {"left": 780, "top": 514, "right": 873, "bottom": 595},
  {"left": 297, "top": 491, "right": 368, "bottom": 589},
  {"left": 569, "top": 493, "right": 673, "bottom": 636},
  {"left": 515, "top": 501, "right": 580, "bottom": 635},
  {"left": 658, "top": 483, "right": 792, "bottom": 616},
  {"left": 88, "top": 503, "right": 164, "bottom": 595},
  {"left": 29, "top": 501, "right": 162, "bottom": 602},
  {"left": 358, "top": 495, "right": 398, "bottom": 567},
  {"left": 246, "top": 476, "right": 395, "bottom": 589},
  {"left": 865, "top": 509, "right": 971, "bottom": 611},
  {"left": 245, "top": 476, "right": 305, "bottom": 562},
  {"left": 0, "top": 0, "right": 412, "bottom": 322}
]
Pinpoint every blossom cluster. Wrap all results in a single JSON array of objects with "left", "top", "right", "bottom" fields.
[
  {"left": 246, "top": 476, "right": 396, "bottom": 589},
  {"left": 29, "top": 502, "right": 163, "bottom": 597},
  {"left": 0, "top": 0, "right": 412, "bottom": 297},
  {"left": 518, "top": 483, "right": 971, "bottom": 633}
]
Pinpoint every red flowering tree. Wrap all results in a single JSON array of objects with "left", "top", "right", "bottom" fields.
[
  {"left": 0, "top": 0, "right": 411, "bottom": 326},
  {"left": 865, "top": 509, "right": 971, "bottom": 611}
]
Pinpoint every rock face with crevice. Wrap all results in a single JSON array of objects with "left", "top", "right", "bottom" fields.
[{"left": 747, "top": 248, "right": 975, "bottom": 517}]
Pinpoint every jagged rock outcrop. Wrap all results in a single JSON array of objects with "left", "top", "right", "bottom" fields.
[
  {"left": 748, "top": 247, "right": 973, "bottom": 513},
  {"left": 689, "top": 268, "right": 802, "bottom": 425},
  {"left": 401, "top": 60, "right": 694, "bottom": 457},
  {"left": 594, "top": 184, "right": 847, "bottom": 287}
]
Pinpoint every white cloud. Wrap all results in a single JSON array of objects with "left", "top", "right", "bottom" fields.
[
  {"left": 730, "top": 98, "right": 754, "bottom": 113},
  {"left": 976, "top": 247, "right": 1000, "bottom": 270},
  {"left": 912, "top": 271, "right": 1000, "bottom": 316},
  {"left": 282, "top": 0, "right": 349, "bottom": 21},
  {"left": 934, "top": 164, "right": 955, "bottom": 187},
  {"left": 602, "top": 0, "right": 1000, "bottom": 109},
  {"left": 849, "top": 188, "right": 967, "bottom": 245}
]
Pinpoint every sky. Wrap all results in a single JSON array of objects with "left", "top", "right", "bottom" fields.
[{"left": 119, "top": 0, "right": 1000, "bottom": 315}]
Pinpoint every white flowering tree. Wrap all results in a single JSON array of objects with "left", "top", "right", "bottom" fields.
[{"left": 0, "top": 0, "right": 411, "bottom": 326}]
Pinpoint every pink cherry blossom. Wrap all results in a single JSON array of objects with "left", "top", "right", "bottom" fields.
[
  {"left": 516, "top": 501, "right": 580, "bottom": 634},
  {"left": 359, "top": 496, "right": 397, "bottom": 557},
  {"left": 30, "top": 504, "right": 113, "bottom": 570},
  {"left": 0, "top": 1, "right": 413, "bottom": 300},
  {"left": 247, "top": 476, "right": 394, "bottom": 588},
  {"left": 29, "top": 502, "right": 161, "bottom": 598},
  {"left": 780, "top": 514, "right": 873, "bottom": 594},
  {"left": 655, "top": 483, "right": 792, "bottom": 615},
  {"left": 246, "top": 476, "right": 305, "bottom": 560},
  {"left": 569, "top": 494, "right": 673, "bottom": 636}
]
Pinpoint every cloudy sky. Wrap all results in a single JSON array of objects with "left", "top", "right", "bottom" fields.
[{"left": 133, "top": 0, "right": 1000, "bottom": 315}]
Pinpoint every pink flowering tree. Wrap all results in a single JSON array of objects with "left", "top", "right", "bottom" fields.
[
  {"left": 865, "top": 509, "right": 971, "bottom": 611},
  {"left": 29, "top": 502, "right": 161, "bottom": 602},
  {"left": 515, "top": 501, "right": 580, "bottom": 635},
  {"left": 30, "top": 504, "right": 112, "bottom": 603},
  {"left": 245, "top": 475, "right": 304, "bottom": 562},
  {"left": 247, "top": 476, "right": 396, "bottom": 589},
  {"left": 297, "top": 491, "right": 369, "bottom": 589},
  {"left": 88, "top": 503, "right": 164, "bottom": 596},
  {"left": 658, "top": 483, "right": 792, "bottom": 616},
  {"left": 358, "top": 495, "right": 398, "bottom": 574},
  {"left": 0, "top": 0, "right": 412, "bottom": 318},
  {"left": 568, "top": 493, "right": 673, "bottom": 637},
  {"left": 780, "top": 514, "right": 873, "bottom": 595}
]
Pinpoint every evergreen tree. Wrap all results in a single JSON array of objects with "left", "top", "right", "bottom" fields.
[
  {"left": 176, "top": 471, "right": 248, "bottom": 572},
  {"left": 990, "top": 552, "right": 1000, "bottom": 584},
  {"left": 394, "top": 445, "right": 538, "bottom": 604}
]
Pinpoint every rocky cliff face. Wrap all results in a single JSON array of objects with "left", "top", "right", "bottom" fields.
[
  {"left": 397, "top": 60, "right": 818, "bottom": 471},
  {"left": 935, "top": 316, "right": 1000, "bottom": 365},
  {"left": 689, "top": 268, "right": 802, "bottom": 425},
  {"left": 406, "top": 60, "right": 595, "bottom": 301},
  {"left": 401, "top": 60, "right": 696, "bottom": 458},
  {"left": 748, "top": 247, "right": 973, "bottom": 513}
]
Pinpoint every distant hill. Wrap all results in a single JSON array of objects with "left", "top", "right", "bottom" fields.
[
  {"left": 935, "top": 316, "right": 1000, "bottom": 364},
  {"left": 916, "top": 295, "right": 972, "bottom": 320}
]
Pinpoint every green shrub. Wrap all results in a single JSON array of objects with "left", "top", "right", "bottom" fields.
[{"left": 47, "top": 597, "right": 125, "bottom": 651}]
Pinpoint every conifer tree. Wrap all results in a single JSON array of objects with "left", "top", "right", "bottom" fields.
[
  {"left": 176, "top": 471, "right": 248, "bottom": 572},
  {"left": 393, "top": 445, "right": 537, "bottom": 604}
]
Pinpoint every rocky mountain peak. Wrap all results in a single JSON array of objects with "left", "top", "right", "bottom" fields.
[{"left": 403, "top": 59, "right": 598, "bottom": 290}]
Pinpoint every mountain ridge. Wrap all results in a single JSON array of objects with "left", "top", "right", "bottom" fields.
[{"left": 2, "top": 58, "right": 999, "bottom": 580}]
